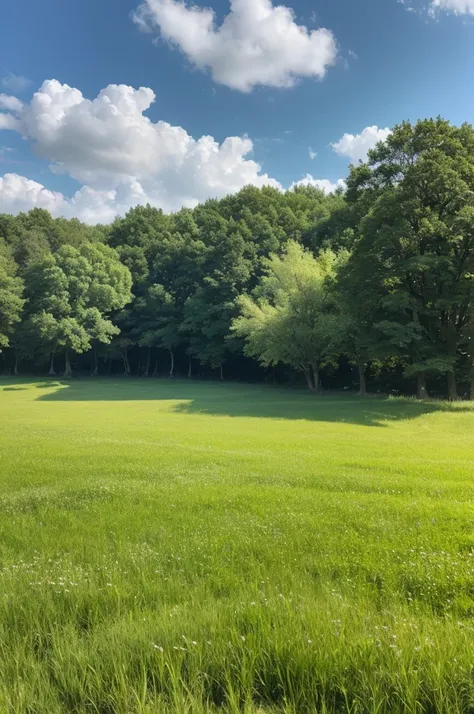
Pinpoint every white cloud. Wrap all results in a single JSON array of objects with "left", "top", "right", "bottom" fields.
[
  {"left": 399, "top": 0, "right": 474, "bottom": 17},
  {"left": 331, "top": 125, "right": 391, "bottom": 164},
  {"left": 1, "top": 170, "right": 346, "bottom": 222},
  {"left": 430, "top": 0, "right": 474, "bottom": 12},
  {"left": 0, "top": 174, "right": 162, "bottom": 223},
  {"left": 132, "top": 0, "right": 337, "bottom": 92},
  {"left": 290, "top": 174, "right": 346, "bottom": 194},
  {"left": 0, "top": 79, "right": 283, "bottom": 220},
  {"left": 0, "top": 93, "right": 23, "bottom": 131},
  {"left": 0, "top": 174, "right": 67, "bottom": 215},
  {"left": 7, "top": 80, "right": 188, "bottom": 186},
  {"left": 308, "top": 147, "right": 317, "bottom": 160},
  {"left": 1, "top": 73, "right": 32, "bottom": 94},
  {"left": 0, "top": 78, "right": 348, "bottom": 222},
  {"left": 0, "top": 94, "right": 23, "bottom": 113}
]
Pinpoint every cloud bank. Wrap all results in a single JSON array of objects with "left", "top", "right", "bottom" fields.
[
  {"left": 0, "top": 79, "right": 282, "bottom": 222},
  {"left": 0, "top": 82, "right": 390, "bottom": 222}
]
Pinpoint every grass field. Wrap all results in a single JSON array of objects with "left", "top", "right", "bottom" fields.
[{"left": 1, "top": 379, "right": 474, "bottom": 713}]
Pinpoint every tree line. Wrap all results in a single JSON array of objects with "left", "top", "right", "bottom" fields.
[{"left": 0, "top": 118, "right": 473, "bottom": 399}]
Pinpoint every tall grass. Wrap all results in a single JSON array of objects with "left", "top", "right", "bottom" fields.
[{"left": 0, "top": 379, "right": 473, "bottom": 713}]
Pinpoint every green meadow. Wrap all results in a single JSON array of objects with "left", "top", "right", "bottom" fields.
[{"left": 1, "top": 378, "right": 474, "bottom": 714}]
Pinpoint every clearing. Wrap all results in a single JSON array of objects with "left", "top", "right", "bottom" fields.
[{"left": 0, "top": 379, "right": 474, "bottom": 713}]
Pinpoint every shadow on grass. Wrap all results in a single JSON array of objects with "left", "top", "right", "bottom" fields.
[{"left": 13, "top": 377, "right": 472, "bottom": 428}]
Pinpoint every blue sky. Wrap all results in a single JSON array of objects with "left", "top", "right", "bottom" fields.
[{"left": 0, "top": 0, "right": 473, "bottom": 222}]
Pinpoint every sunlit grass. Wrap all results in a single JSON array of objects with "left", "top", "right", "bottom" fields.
[{"left": 0, "top": 378, "right": 473, "bottom": 713}]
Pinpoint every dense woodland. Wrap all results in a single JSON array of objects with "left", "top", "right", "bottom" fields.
[{"left": 1, "top": 118, "right": 473, "bottom": 399}]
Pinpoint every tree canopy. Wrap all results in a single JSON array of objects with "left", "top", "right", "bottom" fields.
[{"left": 1, "top": 117, "right": 473, "bottom": 399}]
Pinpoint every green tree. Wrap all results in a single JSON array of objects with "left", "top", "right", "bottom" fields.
[
  {"left": 137, "top": 285, "right": 183, "bottom": 377},
  {"left": 329, "top": 254, "right": 378, "bottom": 395},
  {"left": 0, "top": 239, "right": 24, "bottom": 354},
  {"left": 21, "top": 243, "right": 131, "bottom": 376},
  {"left": 182, "top": 286, "right": 236, "bottom": 380},
  {"left": 232, "top": 241, "right": 338, "bottom": 391},
  {"left": 345, "top": 118, "right": 474, "bottom": 399}
]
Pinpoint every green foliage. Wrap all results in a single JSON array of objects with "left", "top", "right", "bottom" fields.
[
  {"left": 1, "top": 118, "right": 474, "bottom": 397},
  {"left": 233, "top": 242, "right": 339, "bottom": 390},
  {"left": 344, "top": 118, "right": 474, "bottom": 397},
  {"left": 18, "top": 243, "right": 131, "bottom": 372},
  {"left": 0, "top": 239, "right": 24, "bottom": 350}
]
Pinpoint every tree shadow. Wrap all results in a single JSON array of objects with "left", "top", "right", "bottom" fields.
[{"left": 27, "top": 378, "right": 474, "bottom": 428}]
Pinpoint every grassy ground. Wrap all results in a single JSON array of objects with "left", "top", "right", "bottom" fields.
[{"left": 0, "top": 378, "right": 474, "bottom": 713}]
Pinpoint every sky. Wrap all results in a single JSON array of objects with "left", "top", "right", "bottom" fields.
[{"left": 0, "top": 0, "right": 473, "bottom": 223}]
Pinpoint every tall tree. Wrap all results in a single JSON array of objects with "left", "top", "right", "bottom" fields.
[
  {"left": 20, "top": 244, "right": 131, "bottom": 376},
  {"left": 0, "top": 239, "right": 24, "bottom": 354},
  {"left": 345, "top": 118, "right": 474, "bottom": 399},
  {"left": 232, "top": 242, "right": 339, "bottom": 391}
]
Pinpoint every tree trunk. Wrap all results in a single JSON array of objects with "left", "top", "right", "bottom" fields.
[
  {"left": 358, "top": 361, "right": 367, "bottom": 396},
  {"left": 48, "top": 351, "right": 56, "bottom": 376},
  {"left": 169, "top": 349, "right": 174, "bottom": 378},
  {"left": 470, "top": 359, "right": 474, "bottom": 401},
  {"left": 188, "top": 354, "right": 192, "bottom": 379},
  {"left": 153, "top": 358, "right": 159, "bottom": 377},
  {"left": 13, "top": 351, "right": 19, "bottom": 376},
  {"left": 312, "top": 364, "right": 320, "bottom": 392},
  {"left": 445, "top": 320, "right": 458, "bottom": 401},
  {"left": 122, "top": 349, "right": 131, "bottom": 377},
  {"left": 416, "top": 371, "right": 428, "bottom": 400},
  {"left": 144, "top": 347, "right": 151, "bottom": 377},
  {"left": 108, "top": 358, "right": 112, "bottom": 376},
  {"left": 304, "top": 367, "right": 316, "bottom": 392},
  {"left": 91, "top": 349, "right": 99, "bottom": 377},
  {"left": 447, "top": 370, "right": 458, "bottom": 401},
  {"left": 220, "top": 363, "right": 224, "bottom": 381},
  {"left": 64, "top": 350, "right": 72, "bottom": 378}
]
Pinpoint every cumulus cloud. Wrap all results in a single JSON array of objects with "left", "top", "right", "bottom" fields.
[
  {"left": 308, "top": 147, "right": 317, "bottom": 160},
  {"left": 0, "top": 78, "right": 284, "bottom": 220},
  {"left": 1, "top": 170, "right": 346, "bottom": 222},
  {"left": 132, "top": 0, "right": 338, "bottom": 92},
  {"left": 290, "top": 174, "right": 346, "bottom": 194},
  {"left": 0, "top": 95, "right": 23, "bottom": 112},
  {"left": 0, "top": 174, "right": 198, "bottom": 223},
  {"left": 0, "top": 78, "right": 347, "bottom": 222},
  {"left": 331, "top": 125, "right": 391, "bottom": 164},
  {"left": 6, "top": 80, "right": 190, "bottom": 185},
  {"left": 0, "top": 174, "right": 67, "bottom": 215},
  {"left": 1, "top": 73, "right": 32, "bottom": 94},
  {"left": 0, "top": 174, "right": 150, "bottom": 223}
]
